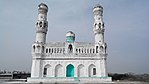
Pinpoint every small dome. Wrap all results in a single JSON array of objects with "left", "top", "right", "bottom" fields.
[
  {"left": 94, "top": 4, "right": 103, "bottom": 9},
  {"left": 93, "top": 4, "right": 103, "bottom": 11},
  {"left": 66, "top": 31, "right": 75, "bottom": 37},
  {"left": 38, "top": 3, "right": 48, "bottom": 11},
  {"left": 93, "top": 4, "right": 103, "bottom": 15}
]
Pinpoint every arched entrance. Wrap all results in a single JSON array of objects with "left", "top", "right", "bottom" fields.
[
  {"left": 66, "top": 64, "right": 74, "bottom": 77},
  {"left": 43, "top": 64, "right": 51, "bottom": 77}
]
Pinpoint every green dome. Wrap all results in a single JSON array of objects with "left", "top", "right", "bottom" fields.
[{"left": 66, "top": 31, "right": 75, "bottom": 43}]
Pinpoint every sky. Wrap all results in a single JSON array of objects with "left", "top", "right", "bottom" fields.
[{"left": 0, "top": 0, "right": 149, "bottom": 74}]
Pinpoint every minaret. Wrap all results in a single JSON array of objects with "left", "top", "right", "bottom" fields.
[
  {"left": 35, "top": 3, "right": 48, "bottom": 43},
  {"left": 93, "top": 4, "right": 108, "bottom": 77},
  {"left": 31, "top": 3, "right": 48, "bottom": 78},
  {"left": 93, "top": 4, "right": 104, "bottom": 44}
]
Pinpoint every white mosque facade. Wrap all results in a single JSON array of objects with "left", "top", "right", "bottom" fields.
[{"left": 27, "top": 3, "right": 112, "bottom": 83}]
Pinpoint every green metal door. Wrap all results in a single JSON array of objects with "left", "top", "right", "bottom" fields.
[{"left": 66, "top": 64, "right": 74, "bottom": 77}]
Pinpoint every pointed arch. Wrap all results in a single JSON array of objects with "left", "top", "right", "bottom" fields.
[
  {"left": 88, "top": 64, "right": 96, "bottom": 77},
  {"left": 100, "top": 46, "right": 104, "bottom": 52},
  {"left": 55, "top": 64, "right": 63, "bottom": 77},
  {"left": 77, "top": 64, "right": 85, "bottom": 77},
  {"left": 66, "top": 64, "right": 74, "bottom": 77},
  {"left": 43, "top": 64, "right": 52, "bottom": 77},
  {"left": 37, "top": 45, "right": 41, "bottom": 52}
]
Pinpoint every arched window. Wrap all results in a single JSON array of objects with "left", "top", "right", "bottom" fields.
[
  {"left": 42, "top": 46, "right": 44, "bottom": 53},
  {"left": 100, "top": 46, "right": 104, "bottom": 52},
  {"left": 37, "top": 45, "right": 40, "bottom": 51},
  {"left": 43, "top": 68, "right": 47, "bottom": 76},
  {"left": 68, "top": 44, "right": 73, "bottom": 53},
  {"left": 96, "top": 46, "right": 98, "bottom": 53},
  {"left": 33, "top": 45, "right": 35, "bottom": 52},
  {"left": 93, "top": 49, "right": 95, "bottom": 53},
  {"left": 79, "top": 49, "right": 81, "bottom": 53},
  {"left": 49, "top": 48, "right": 51, "bottom": 53},
  {"left": 51, "top": 48, "right": 53, "bottom": 53},
  {"left": 46, "top": 48, "right": 48, "bottom": 53},
  {"left": 76, "top": 49, "right": 78, "bottom": 53},
  {"left": 93, "top": 68, "right": 96, "bottom": 75}
]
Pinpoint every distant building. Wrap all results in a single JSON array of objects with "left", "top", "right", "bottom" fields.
[
  {"left": 0, "top": 71, "right": 30, "bottom": 80},
  {"left": 27, "top": 3, "right": 112, "bottom": 83},
  {"left": 0, "top": 73, "right": 12, "bottom": 80}
]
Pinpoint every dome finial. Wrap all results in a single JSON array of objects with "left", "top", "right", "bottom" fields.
[{"left": 38, "top": 3, "right": 48, "bottom": 12}]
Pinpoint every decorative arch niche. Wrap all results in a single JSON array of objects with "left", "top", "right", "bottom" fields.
[
  {"left": 77, "top": 64, "right": 85, "bottom": 77},
  {"left": 55, "top": 64, "right": 63, "bottom": 77},
  {"left": 88, "top": 64, "right": 96, "bottom": 77}
]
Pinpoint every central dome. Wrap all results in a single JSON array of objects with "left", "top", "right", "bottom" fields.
[{"left": 66, "top": 31, "right": 75, "bottom": 43}]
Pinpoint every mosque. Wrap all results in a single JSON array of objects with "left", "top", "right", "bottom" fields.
[{"left": 27, "top": 3, "right": 112, "bottom": 83}]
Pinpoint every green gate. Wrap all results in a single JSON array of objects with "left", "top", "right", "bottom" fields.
[{"left": 66, "top": 64, "right": 74, "bottom": 77}]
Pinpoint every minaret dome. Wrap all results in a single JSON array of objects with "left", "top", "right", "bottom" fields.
[
  {"left": 38, "top": 3, "right": 48, "bottom": 12},
  {"left": 93, "top": 4, "right": 103, "bottom": 16}
]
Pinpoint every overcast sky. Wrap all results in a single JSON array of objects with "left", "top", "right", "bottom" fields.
[{"left": 0, "top": 0, "right": 149, "bottom": 73}]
